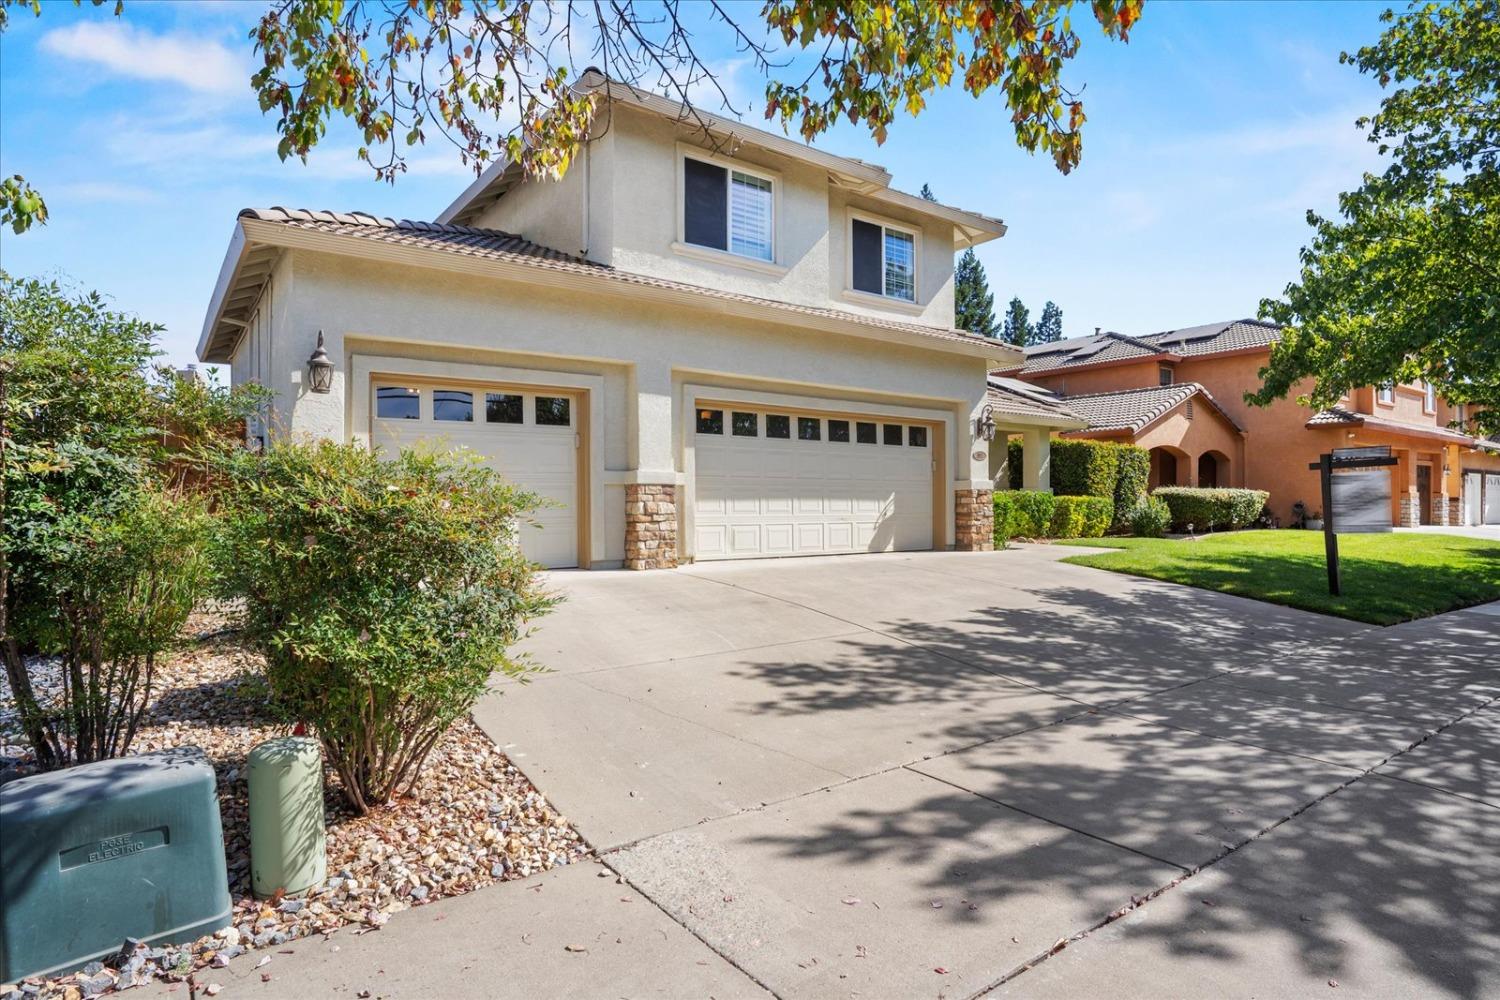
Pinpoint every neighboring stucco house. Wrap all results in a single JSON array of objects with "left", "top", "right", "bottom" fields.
[
  {"left": 1005, "top": 319, "right": 1500, "bottom": 527},
  {"left": 198, "top": 74, "right": 1081, "bottom": 569}
]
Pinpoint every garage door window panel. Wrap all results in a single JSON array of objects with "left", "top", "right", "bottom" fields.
[
  {"left": 433, "top": 389, "right": 473, "bottom": 422},
  {"left": 767, "top": 414, "right": 791, "bottom": 439},
  {"left": 829, "top": 419, "right": 850, "bottom": 443},
  {"left": 376, "top": 386, "right": 420, "bottom": 420},
  {"left": 856, "top": 421, "right": 877, "bottom": 444},
  {"left": 798, "top": 417, "right": 821, "bottom": 441},
  {"left": 697, "top": 408, "right": 724, "bottom": 434},
  {"left": 485, "top": 393, "right": 523, "bottom": 424},
  {"left": 732, "top": 412, "right": 758, "bottom": 437},
  {"left": 908, "top": 426, "right": 927, "bottom": 447},
  {"left": 883, "top": 423, "right": 903, "bottom": 445},
  {"left": 536, "top": 396, "right": 571, "bottom": 426}
]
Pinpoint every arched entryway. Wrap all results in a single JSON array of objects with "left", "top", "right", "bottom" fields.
[
  {"left": 1197, "top": 450, "right": 1230, "bottom": 488},
  {"left": 1149, "top": 447, "right": 1185, "bottom": 489}
]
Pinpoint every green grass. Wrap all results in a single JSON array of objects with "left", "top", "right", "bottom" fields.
[{"left": 1056, "top": 530, "right": 1500, "bottom": 625}]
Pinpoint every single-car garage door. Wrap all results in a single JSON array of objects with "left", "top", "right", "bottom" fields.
[
  {"left": 1487, "top": 473, "right": 1500, "bottom": 525},
  {"left": 370, "top": 382, "right": 579, "bottom": 568},
  {"left": 692, "top": 405, "right": 933, "bottom": 560}
]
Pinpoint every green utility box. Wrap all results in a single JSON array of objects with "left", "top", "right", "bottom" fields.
[
  {"left": 0, "top": 747, "right": 232, "bottom": 982},
  {"left": 248, "top": 736, "right": 326, "bottom": 898}
]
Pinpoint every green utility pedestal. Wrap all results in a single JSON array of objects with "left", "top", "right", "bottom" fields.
[{"left": 247, "top": 736, "right": 326, "bottom": 898}]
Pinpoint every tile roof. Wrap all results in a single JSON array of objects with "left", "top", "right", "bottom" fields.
[
  {"left": 1058, "top": 382, "right": 1243, "bottom": 435},
  {"left": 1305, "top": 406, "right": 1479, "bottom": 445},
  {"left": 233, "top": 208, "right": 999, "bottom": 350},
  {"left": 985, "top": 377, "right": 1083, "bottom": 423},
  {"left": 1307, "top": 406, "right": 1363, "bottom": 426},
  {"left": 1016, "top": 319, "right": 1281, "bottom": 374}
]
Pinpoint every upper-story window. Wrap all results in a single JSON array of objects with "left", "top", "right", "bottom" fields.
[
  {"left": 682, "top": 155, "right": 774, "bottom": 262},
  {"left": 1158, "top": 365, "right": 1174, "bottom": 386},
  {"left": 1377, "top": 383, "right": 1395, "bottom": 405},
  {"left": 851, "top": 216, "right": 917, "bottom": 302},
  {"left": 1423, "top": 380, "right": 1437, "bottom": 413}
]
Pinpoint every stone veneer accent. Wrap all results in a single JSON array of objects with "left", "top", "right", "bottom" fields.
[
  {"left": 1449, "top": 496, "right": 1463, "bottom": 525},
  {"left": 1398, "top": 493, "right": 1422, "bottom": 528},
  {"left": 624, "top": 484, "right": 678, "bottom": 570},
  {"left": 1431, "top": 492, "right": 1450, "bottom": 527},
  {"left": 955, "top": 488, "right": 995, "bottom": 552}
]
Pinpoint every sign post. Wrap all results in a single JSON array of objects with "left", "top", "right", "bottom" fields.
[{"left": 1308, "top": 446, "right": 1397, "bottom": 596}]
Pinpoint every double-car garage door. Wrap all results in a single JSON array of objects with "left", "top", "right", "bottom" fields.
[
  {"left": 370, "top": 382, "right": 938, "bottom": 567},
  {"left": 692, "top": 404, "right": 934, "bottom": 560}
]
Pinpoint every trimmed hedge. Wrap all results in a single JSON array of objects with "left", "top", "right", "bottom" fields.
[
  {"left": 1051, "top": 440, "right": 1119, "bottom": 499},
  {"left": 1130, "top": 496, "right": 1172, "bottom": 537},
  {"left": 1007, "top": 438, "right": 1149, "bottom": 531},
  {"left": 1153, "top": 487, "right": 1269, "bottom": 531},
  {"left": 1113, "top": 446, "right": 1150, "bottom": 529},
  {"left": 1050, "top": 495, "right": 1114, "bottom": 538},
  {"left": 993, "top": 490, "right": 1055, "bottom": 541}
]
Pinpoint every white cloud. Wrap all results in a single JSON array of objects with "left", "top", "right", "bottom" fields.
[
  {"left": 50, "top": 180, "right": 161, "bottom": 205},
  {"left": 39, "top": 21, "right": 245, "bottom": 95}
]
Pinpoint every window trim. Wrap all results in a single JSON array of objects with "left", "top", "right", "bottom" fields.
[
  {"left": 675, "top": 144, "right": 781, "bottom": 269},
  {"left": 845, "top": 208, "right": 922, "bottom": 307},
  {"left": 1376, "top": 383, "right": 1395, "bottom": 407}
]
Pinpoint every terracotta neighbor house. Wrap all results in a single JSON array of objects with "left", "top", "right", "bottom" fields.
[
  {"left": 1002, "top": 319, "right": 1500, "bottom": 527},
  {"left": 197, "top": 73, "right": 1084, "bottom": 569}
]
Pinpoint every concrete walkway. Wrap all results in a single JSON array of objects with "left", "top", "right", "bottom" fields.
[{"left": 200, "top": 547, "right": 1500, "bottom": 998}]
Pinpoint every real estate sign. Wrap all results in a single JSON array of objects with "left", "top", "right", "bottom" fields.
[{"left": 1330, "top": 469, "right": 1392, "bottom": 534}]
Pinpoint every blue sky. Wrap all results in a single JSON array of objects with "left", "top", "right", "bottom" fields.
[{"left": 0, "top": 1, "right": 1391, "bottom": 369}]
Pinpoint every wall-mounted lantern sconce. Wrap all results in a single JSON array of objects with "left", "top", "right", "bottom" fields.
[
  {"left": 306, "top": 331, "right": 334, "bottom": 394},
  {"left": 974, "top": 403, "right": 997, "bottom": 442}
]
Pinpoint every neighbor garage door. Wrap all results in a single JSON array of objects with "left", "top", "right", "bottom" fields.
[
  {"left": 370, "top": 382, "right": 579, "bottom": 568},
  {"left": 692, "top": 405, "right": 933, "bottom": 560},
  {"left": 1487, "top": 474, "right": 1500, "bottom": 525}
]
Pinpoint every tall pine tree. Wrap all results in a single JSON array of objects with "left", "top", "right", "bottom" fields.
[
  {"left": 919, "top": 183, "right": 937, "bottom": 201},
  {"left": 1034, "top": 301, "right": 1064, "bottom": 343},
  {"left": 1001, "top": 297, "right": 1033, "bottom": 347},
  {"left": 954, "top": 249, "right": 997, "bottom": 338}
]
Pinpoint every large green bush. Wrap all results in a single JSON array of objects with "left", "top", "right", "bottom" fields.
[
  {"left": 1, "top": 272, "right": 249, "bottom": 769},
  {"left": 1130, "top": 496, "right": 1172, "bottom": 537},
  {"left": 1112, "top": 446, "right": 1150, "bottom": 529},
  {"left": 1050, "top": 440, "right": 1119, "bottom": 499},
  {"left": 1050, "top": 495, "right": 1113, "bottom": 538},
  {"left": 1006, "top": 437, "right": 1148, "bottom": 531},
  {"left": 213, "top": 441, "right": 557, "bottom": 813},
  {"left": 993, "top": 489, "right": 1057, "bottom": 541},
  {"left": 1153, "top": 487, "right": 1270, "bottom": 531}
]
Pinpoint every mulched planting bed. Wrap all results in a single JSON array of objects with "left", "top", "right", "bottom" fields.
[{"left": 0, "top": 612, "right": 590, "bottom": 999}]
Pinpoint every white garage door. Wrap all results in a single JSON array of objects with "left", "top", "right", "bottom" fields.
[
  {"left": 370, "top": 383, "right": 578, "bottom": 568},
  {"left": 693, "top": 405, "right": 933, "bottom": 560},
  {"left": 1487, "top": 474, "right": 1500, "bottom": 525}
]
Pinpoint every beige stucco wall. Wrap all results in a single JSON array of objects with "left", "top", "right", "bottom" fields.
[
  {"left": 248, "top": 248, "right": 991, "bottom": 565},
  {"left": 470, "top": 104, "right": 957, "bottom": 329}
]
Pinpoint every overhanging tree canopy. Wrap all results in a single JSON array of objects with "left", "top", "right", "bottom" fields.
[
  {"left": 1251, "top": 0, "right": 1500, "bottom": 433},
  {"left": 0, "top": 0, "right": 1143, "bottom": 234}
]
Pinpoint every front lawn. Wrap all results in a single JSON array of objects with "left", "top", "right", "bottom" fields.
[{"left": 1057, "top": 530, "right": 1500, "bottom": 625}]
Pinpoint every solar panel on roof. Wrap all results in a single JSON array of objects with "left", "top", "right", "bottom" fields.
[{"left": 1068, "top": 339, "right": 1112, "bottom": 359}]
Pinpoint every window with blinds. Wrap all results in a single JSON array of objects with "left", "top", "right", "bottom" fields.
[
  {"left": 683, "top": 155, "right": 774, "bottom": 262},
  {"left": 851, "top": 217, "right": 917, "bottom": 302}
]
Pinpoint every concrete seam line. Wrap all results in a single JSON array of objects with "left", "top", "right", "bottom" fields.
[
  {"left": 972, "top": 691, "right": 1500, "bottom": 997},
  {"left": 596, "top": 854, "right": 787, "bottom": 1000}
]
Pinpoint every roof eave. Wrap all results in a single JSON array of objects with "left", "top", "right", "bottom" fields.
[{"left": 230, "top": 218, "right": 1013, "bottom": 365}]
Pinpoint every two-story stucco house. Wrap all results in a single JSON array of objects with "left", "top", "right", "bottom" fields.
[
  {"left": 1005, "top": 319, "right": 1500, "bottom": 527},
  {"left": 198, "top": 73, "right": 1079, "bottom": 569}
]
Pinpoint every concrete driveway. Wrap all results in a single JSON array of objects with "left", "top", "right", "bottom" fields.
[{"left": 214, "top": 547, "right": 1500, "bottom": 998}]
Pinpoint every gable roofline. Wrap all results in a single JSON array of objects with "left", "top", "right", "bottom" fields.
[
  {"left": 1010, "top": 319, "right": 1280, "bottom": 378},
  {"left": 198, "top": 208, "right": 1020, "bottom": 367},
  {"left": 1057, "top": 382, "right": 1245, "bottom": 436},
  {"left": 438, "top": 71, "right": 1006, "bottom": 248}
]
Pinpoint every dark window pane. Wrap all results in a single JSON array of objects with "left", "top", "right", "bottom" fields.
[
  {"left": 376, "top": 386, "right": 419, "bottom": 419},
  {"left": 536, "top": 396, "right": 571, "bottom": 426},
  {"left": 828, "top": 419, "right": 850, "bottom": 443},
  {"left": 856, "top": 421, "right": 877, "bottom": 444},
  {"left": 732, "top": 411, "right": 758, "bottom": 436},
  {"left": 883, "top": 423, "right": 902, "bottom": 445},
  {"left": 908, "top": 425, "right": 928, "bottom": 447},
  {"left": 485, "top": 393, "right": 523, "bottom": 424},
  {"left": 851, "top": 218, "right": 883, "bottom": 294},
  {"left": 766, "top": 414, "right": 791, "bottom": 439},
  {"left": 433, "top": 389, "right": 473, "bottom": 422},
  {"left": 797, "top": 416, "right": 821, "bottom": 441},
  {"left": 683, "top": 157, "right": 728, "bottom": 251},
  {"left": 696, "top": 408, "right": 724, "bottom": 434}
]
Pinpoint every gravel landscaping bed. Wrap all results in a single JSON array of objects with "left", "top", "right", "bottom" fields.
[{"left": 0, "top": 613, "right": 590, "bottom": 998}]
